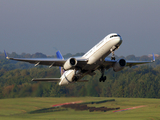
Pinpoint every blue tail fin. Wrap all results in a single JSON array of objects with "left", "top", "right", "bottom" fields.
[
  {"left": 56, "top": 51, "right": 64, "bottom": 75},
  {"left": 152, "top": 53, "right": 155, "bottom": 62},
  {"left": 4, "top": 50, "right": 8, "bottom": 58}
]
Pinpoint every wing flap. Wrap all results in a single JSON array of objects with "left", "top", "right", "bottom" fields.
[{"left": 32, "top": 78, "right": 60, "bottom": 82}]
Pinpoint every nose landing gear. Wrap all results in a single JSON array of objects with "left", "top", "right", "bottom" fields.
[
  {"left": 110, "top": 48, "right": 116, "bottom": 60},
  {"left": 110, "top": 46, "right": 118, "bottom": 60},
  {"left": 111, "top": 51, "right": 116, "bottom": 60}
]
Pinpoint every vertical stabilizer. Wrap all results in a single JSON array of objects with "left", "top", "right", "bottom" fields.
[{"left": 56, "top": 51, "right": 65, "bottom": 75}]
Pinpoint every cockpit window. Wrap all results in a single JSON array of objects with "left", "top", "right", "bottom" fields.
[
  {"left": 110, "top": 35, "right": 121, "bottom": 38},
  {"left": 110, "top": 35, "right": 118, "bottom": 38}
]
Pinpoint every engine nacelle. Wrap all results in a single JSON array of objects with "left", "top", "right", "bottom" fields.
[
  {"left": 113, "top": 59, "right": 126, "bottom": 72},
  {"left": 63, "top": 58, "right": 77, "bottom": 70}
]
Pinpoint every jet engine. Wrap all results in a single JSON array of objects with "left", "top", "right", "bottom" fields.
[
  {"left": 113, "top": 59, "right": 126, "bottom": 72},
  {"left": 63, "top": 58, "right": 77, "bottom": 70}
]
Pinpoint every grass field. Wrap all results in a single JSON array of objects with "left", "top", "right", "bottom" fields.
[{"left": 0, "top": 97, "right": 159, "bottom": 120}]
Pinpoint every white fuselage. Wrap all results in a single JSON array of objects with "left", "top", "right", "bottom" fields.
[{"left": 59, "top": 33, "right": 122, "bottom": 85}]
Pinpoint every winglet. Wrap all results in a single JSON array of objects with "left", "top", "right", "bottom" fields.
[
  {"left": 152, "top": 53, "right": 155, "bottom": 62},
  {"left": 4, "top": 50, "right": 9, "bottom": 59}
]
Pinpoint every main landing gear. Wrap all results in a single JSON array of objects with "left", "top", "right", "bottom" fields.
[{"left": 99, "top": 68, "right": 106, "bottom": 82}]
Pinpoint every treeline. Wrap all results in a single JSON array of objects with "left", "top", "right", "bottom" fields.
[
  {"left": 0, "top": 51, "right": 85, "bottom": 59},
  {"left": 0, "top": 66, "right": 160, "bottom": 98},
  {"left": 0, "top": 51, "right": 160, "bottom": 98}
]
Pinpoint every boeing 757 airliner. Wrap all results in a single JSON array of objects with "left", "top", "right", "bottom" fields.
[{"left": 4, "top": 33, "right": 155, "bottom": 85}]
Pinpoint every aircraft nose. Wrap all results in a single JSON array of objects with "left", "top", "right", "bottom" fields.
[
  {"left": 119, "top": 39, "right": 122, "bottom": 44},
  {"left": 117, "top": 37, "right": 122, "bottom": 46}
]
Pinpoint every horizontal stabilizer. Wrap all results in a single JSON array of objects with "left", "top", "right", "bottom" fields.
[
  {"left": 32, "top": 78, "right": 60, "bottom": 82},
  {"left": 77, "top": 80, "right": 89, "bottom": 82}
]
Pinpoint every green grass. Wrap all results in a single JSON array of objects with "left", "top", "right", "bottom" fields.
[{"left": 0, "top": 97, "right": 159, "bottom": 120}]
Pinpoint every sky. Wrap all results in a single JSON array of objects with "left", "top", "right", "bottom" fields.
[{"left": 0, "top": 0, "right": 160, "bottom": 56}]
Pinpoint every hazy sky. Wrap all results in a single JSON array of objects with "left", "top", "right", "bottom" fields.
[{"left": 0, "top": 0, "right": 160, "bottom": 56}]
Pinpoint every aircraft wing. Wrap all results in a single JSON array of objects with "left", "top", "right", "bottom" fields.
[
  {"left": 6, "top": 57, "right": 66, "bottom": 67},
  {"left": 4, "top": 50, "right": 88, "bottom": 67},
  {"left": 103, "top": 53, "right": 155, "bottom": 68},
  {"left": 126, "top": 60, "right": 154, "bottom": 67}
]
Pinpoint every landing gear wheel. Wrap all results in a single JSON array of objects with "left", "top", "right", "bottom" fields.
[
  {"left": 74, "top": 76, "right": 78, "bottom": 81},
  {"left": 99, "top": 78, "right": 102, "bottom": 82},
  {"left": 103, "top": 76, "right": 106, "bottom": 82},
  {"left": 99, "top": 76, "right": 106, "bottom": 82}
]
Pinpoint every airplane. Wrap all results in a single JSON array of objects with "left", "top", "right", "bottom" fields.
[{"left": 4, "top": 33, "right": 155, "bottom": 85}]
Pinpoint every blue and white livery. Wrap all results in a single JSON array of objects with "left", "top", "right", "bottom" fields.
[{"left": 5, "top": 33, "right": 155, "bottom": 85}]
